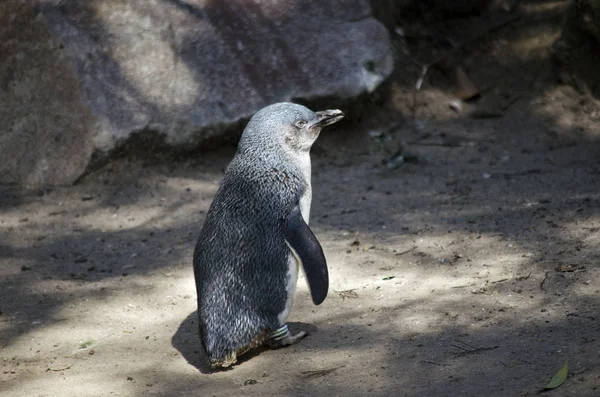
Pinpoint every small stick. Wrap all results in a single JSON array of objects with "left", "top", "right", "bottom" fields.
[
  {"left": 451, "top": 283, "right": 476, "bottom": 289},
  {"left": 47, "top": 365, "right": 72, "bottom": 372},
  {"left": 516, "top": 271, "right": 532, "bottom": 281},
  {"left": 301, "top": 366, "right": 342, "bottom": 378},
  {"left": 491, "top": 278, "right": 509, "bottom": 284},
  {"left": 500, "top": 94, "right": 523, "bottom": 110},
  {"left": 540, "top": 272, "right": 549, "bottom": 292},
  {"left": 450, "top": 344, "right": 470, "bottom": 352},
  {"left": 420, "top": 360, "right": 448, "bottom": 367},
  {"left": 453, "top": 345, "right": 499, "bottom": 357},
  {"left": 395, "top": 246, "right": 417, "bottom": 256},
  {"left": 453, "top": 340, "right": 478, "bottom": 350}
]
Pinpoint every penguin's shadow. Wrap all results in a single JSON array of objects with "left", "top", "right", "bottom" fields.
[{"left": 172, "top": 311, "right": 317, "bottom": 374}]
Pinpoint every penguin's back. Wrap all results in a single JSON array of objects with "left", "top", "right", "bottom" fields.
[{"left": 193, "top": 154, "right": 302, "bottom": 364}]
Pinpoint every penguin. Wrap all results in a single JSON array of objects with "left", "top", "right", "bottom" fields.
[{"left": 193, "top": 102, "right": 344, "bottom": 368}]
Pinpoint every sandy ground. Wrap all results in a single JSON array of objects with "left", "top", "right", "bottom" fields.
[{"left": 2, "top": 3, "right": 600, "bottom": 396}]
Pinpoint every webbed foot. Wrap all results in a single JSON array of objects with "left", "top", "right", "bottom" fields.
[{"left": 266, "top": 324, "right": 308, "bottom": 348}]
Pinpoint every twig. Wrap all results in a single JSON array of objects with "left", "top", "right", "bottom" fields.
[
  {"left": 501, "top": 94, "right": 523, "bottom": 110},
  {"left": 334, "top": 289, "right": 359, "bottom": 301},
  {"left": 540, "top": 272, "right": 549, "bottom": 292},
  {"left": 515, "top": 271, "right": 532, "bottom": 281},
  {"left": 451, "top": 283, "right": 476, "bottom": 289},
  {"left": 46, "top": 365, "right": 72, "bottom": 372},
  {"left": 415, "top": 65, "right": 429, "bottom": 91},
  {"left": 395, "top": 246, "right": 417, "bottom": 256},
  {"left": 301, "top": 366, "right": 343, "bottom": 378},
  {"left": 420, "top": 360, "right": 448, "bottom": 367},
  {"left": 453, "top": 340, "right": 477, "bottom": 350},
  {"left": 450, "top": 344, "right": 470, "bottom": 352},
  {"left": 411, "top": 65, "right": 429, "bottom": 134},
  {"left": 451, "top": 340, "right": 498, "bottom": 357},
  {"left": 491, "top": 278, "right": 509, "bottom": 284},
  {"left": 453, "top": 345, "right": 499, "bottom": 357}
]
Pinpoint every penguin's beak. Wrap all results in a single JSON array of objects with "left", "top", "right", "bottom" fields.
[{"left": 310, "top": 109, "right": 345, "bottom": 130}]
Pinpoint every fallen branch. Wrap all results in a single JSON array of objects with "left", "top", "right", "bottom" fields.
[
  {"left": 46, "top": 365, "right": 72, "bottom": 372},
  {"left": 420, "top": 360, "right": 449, "bottom": 367},
  {"left": 333, "top": 289, "right": 359, "bottom": 301},
  {"left": 451, "top": 340, "right": 499, "bottom": 357},
  {"left": 395, "top": 246, "right": 417, "bottom": 256},
  {"left": 301, "top": 366, "right": 343, "bottom": 378},
  {"left": 515, "top": 271, "right": 532, "bottom": 281},
  {"left": 540, "top": 272, "right": 549, "bottom": 292},
  {"left": 450, "top": 283, "right": 476, "bottom": 289},
  {"left": 453, "top": 345, "right": 499, "bottom": 357},
  {"left": 491, "top": 278, "right": 509, "bottom": 284}
]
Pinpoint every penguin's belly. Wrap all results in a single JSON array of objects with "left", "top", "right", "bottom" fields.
[
  {"left": 278, "top": 249, "right": 300, "bottom": 325},
  {"left": 278, "top": 178, "right": 311, "bottom": 325}
]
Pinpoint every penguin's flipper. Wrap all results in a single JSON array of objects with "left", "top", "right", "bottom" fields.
[{"left": 283, "top": 207, "right": 328, "bottom": 305}]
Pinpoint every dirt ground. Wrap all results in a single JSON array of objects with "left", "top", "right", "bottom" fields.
[{"left": 2, "top": 2, "right": 600, "bottom": 396}]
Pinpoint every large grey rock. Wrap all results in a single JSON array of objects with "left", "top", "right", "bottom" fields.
[
  {"left": 568, "top": 0, "right": 600, "bottom": 43},
  {"left": 0, "top": 0, "right": 393, "bottom": 186},
  {"left": 552, "top": 0, "right": 600, "bottom": 98},
  {"left": 0, "top": 3, "right": 95, "bottom": 186}
]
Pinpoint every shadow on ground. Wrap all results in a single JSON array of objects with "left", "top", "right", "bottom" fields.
[{"left": 171, "top": 312, "right": 320, "bottom": 375}]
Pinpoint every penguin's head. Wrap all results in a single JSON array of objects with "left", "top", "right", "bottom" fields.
[{"left": 239, "top": 103, "right": 344, "bottom": 154}]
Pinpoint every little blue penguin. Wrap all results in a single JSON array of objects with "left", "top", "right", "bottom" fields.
[{"left": 193, "top": 102, "right": 344, "bottom": 368}]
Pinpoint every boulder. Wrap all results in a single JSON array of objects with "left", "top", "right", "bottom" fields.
[
  {"left": 0, "top": 0, "right": 393, "bottom": 186},
  {"left": 0, "top": 2, "right": 94, "bottom": 186},
  {"left": 569, "top": 0, "right": 600, "bottom": 44},
  {"left": 552, "top": 0, "right": 600, "bottom": 98}
]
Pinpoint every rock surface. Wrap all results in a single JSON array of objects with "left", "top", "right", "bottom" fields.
[
  {"left": 0, "top": 3, "right": 95, "bottom": 186},
  {"left": 552, "top": 0, "right": 600, "bottom": 98},
  {"left": 0, "top": 0, "right": 393, "bottom": 186}
]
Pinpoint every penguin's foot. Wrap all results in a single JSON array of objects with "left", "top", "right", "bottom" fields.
[{"left": 266, "top": 324, "right": 308, "bottom": 349}]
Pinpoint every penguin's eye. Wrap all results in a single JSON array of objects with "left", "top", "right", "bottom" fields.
[{"left": 294, "top": 120, "right": 307, "bottom": 129}]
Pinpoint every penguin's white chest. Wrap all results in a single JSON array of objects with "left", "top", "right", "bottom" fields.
[
  {"left": 278, "top": 155, "right": 312, "bottom": 325},
  {"left": 297, "top": 152, "right": 313, "bottom": 224},
  {"left": 299, "top": 184, "right": 312, "bottom": 224}
]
